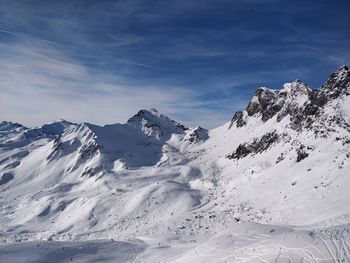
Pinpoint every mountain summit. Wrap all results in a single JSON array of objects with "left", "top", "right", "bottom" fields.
[
  {"left": 231, "top": 65, "right": 350, "bottom": 132},
  {"left": 127, "top": 108, "right": 188, "bottom": 140}
]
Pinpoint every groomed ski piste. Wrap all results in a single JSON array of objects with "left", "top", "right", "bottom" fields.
[{"left": 1, "top": 66, "right": 350, "bottom": 262}]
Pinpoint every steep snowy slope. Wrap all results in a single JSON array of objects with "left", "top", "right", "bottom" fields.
[
  {"left": 192, "top": 65, "right": 350, "bottom": 226},
  {"left": 0, "top": 120, "right": 76, "bottom": 186},
  {"left": 0, "top": 109, "right": 208, "bottom": 245},
  {"left": 1, "top": 66, "right": 350, "bottom": 262}
]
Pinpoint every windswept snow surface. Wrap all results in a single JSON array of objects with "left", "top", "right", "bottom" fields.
[{"left": 1, "top": 67, "right": 350, "bottom": 262}]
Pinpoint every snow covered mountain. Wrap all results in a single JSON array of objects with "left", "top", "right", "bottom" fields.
[{"left": 1, "top": 66, "right": 350, "bottom": 262}]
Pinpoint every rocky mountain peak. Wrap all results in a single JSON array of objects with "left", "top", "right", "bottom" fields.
[
  {"left": 336, "top": 64, "right": 349, "bottom": 77},
  {"left": 230, "top": 66, "right": 350, "bottom": 131},
  {"left": 0, "top": 121, "right": 25, "bottom": 132},
  {"left": 127, "top": 109, "right": 163, "bottom": 123},
  {"left": 23, "top": 120, "right": 76, "bottom": 141},
  {"left": 39, "top": 120, "right": 76, "bottom": 136},
  {"left": 283, "top": 79, "right": 311, "bottom": 95},
  {"left": 321, "top": 65, "right": 350, "bottom": 98},
  {"left": 127, "top": 108, "right": 188, "bottom": 140},
  {"left": 244, "top": 87, "right": 282, "bottom": 122}
]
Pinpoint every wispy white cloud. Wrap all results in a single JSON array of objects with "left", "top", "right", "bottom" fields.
[
  {"left": 0, "top": 0, "right": 347, "bottom": 129},
  {"left": 0, "top": 38, "right": 240, "bottom": 128}
]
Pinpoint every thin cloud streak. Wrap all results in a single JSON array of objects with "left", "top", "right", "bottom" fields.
[
  {"left": 0, "top": 0, "right": 348, "bottom": 128},
  {"left": 0, "top": 38, "right": 240, "bottom": 128}
]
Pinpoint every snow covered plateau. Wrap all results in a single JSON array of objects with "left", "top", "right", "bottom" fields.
[{"left": 1, "top": 66, "right": 350, "bottom": 262}]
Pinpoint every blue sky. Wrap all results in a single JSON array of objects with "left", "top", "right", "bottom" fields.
[{"left": 0, "top": 0, "right": 349, "bottom": 128}]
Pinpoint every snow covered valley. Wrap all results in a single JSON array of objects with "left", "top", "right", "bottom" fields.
[{"left": 1, "top": 66, "right": 350, "bottom": 262}]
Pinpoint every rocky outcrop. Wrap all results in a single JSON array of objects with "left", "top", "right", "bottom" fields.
[
  {"left": 227, "top": 131, "right": 279, "bottom": 160},
  {"left": 246, "top": 88, "right": 284, "bottom": 122},
  {"left": 185, "top": 127, "right": 209, "bottom": 143},
  {"left": 229, "top": 66, "right": 350, "bottom": 132},
  {"left": 296, "top": 145, "right": 309, "bottom": 162},
  {"left": 127, "top": 108, "right": 188, "bottom": 140},
  {"left": 229, "top": 111, "right": 245, "bottom": 128},
  {"left": 0, "top": 121, "right": 24, "bottom": 133},
  {"left": 81, "top": 166, "right": 102, "bottom": 177},
  {"left": 46, "top": 135, "right": 63, "bottom": 161},
  {"left": 321, "top": 65, "right": 350, "bottom": 99},
  {"left": 79, "top": 141, "right": 102, "bottom": 160}
]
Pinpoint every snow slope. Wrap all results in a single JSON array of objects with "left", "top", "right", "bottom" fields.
[{"left": 1, "top": 66, "right": 350, "bottom": 262}]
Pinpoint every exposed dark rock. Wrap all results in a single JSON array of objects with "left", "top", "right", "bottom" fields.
[
  {"left": 228, "top": 131, "right": 279, "bottom": 160},
  {"left": 308, "top": 90, "right": 327, "bottom": 107},
  {"left": 229, "top": 111, "right": 246, "bottom": 129},
  {"left": 261, "top": 104, "right": 282, "bottom": 122},
  {"left": 46, "top": 135, "right": 63, "bottom": 160},
  {"left": 321, "top": 65, "right": 350, "bottom": 99},
  {"left": 276, "top": 153, "right": 285, "bottom": 163},
  {"left": 186, "top": 127, "right": 209, "bottom": 143},
  {"left": 175, "top": 122, "right": 189, "bottom": 131},
  {"left": 303, "top": 103, "right": 319, "bottom": 116},
  {"left": 276, "top": 107, "right": 289, "bottom": 122},
  {"left": 79, "top": 142, "right": 102, "bottom": 159},
  {"left": 229, "top": 66, "right": 350, "bottom": 133},
  {"left": 296, "top": 145, "right": 309, "bottom": 162},
  {"left": 229, "top": 143, "right": 252, "bottom": 160},
  {"left": 81, "top": 166, "right": 102, "bottom": 177},
  {"left": 336, "top": 136, "right": 350, "bottom": 145},
  {"left": 235, "top": 81, "right": 311, "bottom": 125},
  {"left": 127, "top": 109, "right": 188, "bottom": 139},
  {"left": 53, "top": 135, "right": 63, "bottom": 150},
  {"left": 254, "top": 131, "right": 279, "bottom": 153},
  {"left": 246, "top": 88, "right": 280, "bottom": 119},
  {"left": 290, "top": 112, "right": 305, "bottom": 131},
  {"left": 47, "top": 136, "right": 81, "bottom": 161}
]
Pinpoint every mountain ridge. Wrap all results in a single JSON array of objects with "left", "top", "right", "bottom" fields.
[{"left": 1, "top": 66, "right": 350, "bottom": 262}]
